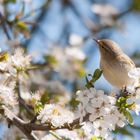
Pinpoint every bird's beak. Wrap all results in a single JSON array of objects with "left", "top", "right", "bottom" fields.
[
  {"left": 93, "top": 38, "right": 101, "bottom": 46},
  {"left": 93, "top": 38, "right": 99, "bottom": 43}
]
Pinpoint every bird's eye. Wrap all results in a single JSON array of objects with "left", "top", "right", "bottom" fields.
[
  {"left": 101, "top": 45, "right": 104, "bottom": 49},
  {"left": 98, "top": 42, "right": 105, "bottom": 49}
]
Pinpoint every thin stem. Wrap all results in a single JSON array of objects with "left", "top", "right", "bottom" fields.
[
  {"left": 49, "top": 131, "right": 63, "bottom": 140},
  {"left": 16, "top": 72, "right": 35, "bottom": 116},
  {"left": 0, "top": 12, "right": 11, "bottom": 40},
  {"left": 26, "top": 114, "right": 90, "bottom": 131}
]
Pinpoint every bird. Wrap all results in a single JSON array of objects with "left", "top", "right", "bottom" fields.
[{"left": 94, "top": 39, "right": 135, "bottom": 88}]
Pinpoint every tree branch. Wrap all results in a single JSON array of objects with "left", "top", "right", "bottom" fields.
[
  {"left": 26, "top": 113, "right": 90, "bottom": 131},
  {"left": 2, "top": 106, "right": 38, "bottom": 140},
  {"left": 8, "top": 117, "right": 39, "bottom": 140},
  {"left": 3, "top": 105, "right": 89, "bottom": 139}
]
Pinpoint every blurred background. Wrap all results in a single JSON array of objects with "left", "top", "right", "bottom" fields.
[{"left": 0, "top": 0, "right": 140, "bottom": 139}]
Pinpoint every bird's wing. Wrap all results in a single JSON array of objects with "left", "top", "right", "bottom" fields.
[{"left": 117, "top": 54, "right": 135, "bottom": 67}]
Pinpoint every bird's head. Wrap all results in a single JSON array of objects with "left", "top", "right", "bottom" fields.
[{"left": 93, "top": 39, "right": 123, "bottom": 57}]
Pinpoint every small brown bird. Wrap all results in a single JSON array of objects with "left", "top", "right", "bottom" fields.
[{"left": 94, "top": 39, "right": 135, "bottom": 88}]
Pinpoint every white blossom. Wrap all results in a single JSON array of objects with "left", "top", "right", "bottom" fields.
[
  {"left": 0, "top": 48, "right": 31, "bottom": 76},
  {"left": 103, "top": 107, "right": 126, "bottom": 129},
  {"left": 128, "top": 68, "right": 140, "bottom": 80},
  {"left": 42, "top": 130, "right": 81, "bottom": 140},
  {"left": 75, "top": 103, "right": 86, "bottom": 123},
  {"left": 126, "top": 88, "right": 140, "bottom": 115},
  {"left": 0, "top": 84, "right": 17, "bottom": 107},
  {"left": 55, "top": 129, "right": 80, "bottom": 140},
  {"left": 126, "top": 68, "right": 140, "bottom": 93},
  {"left": 0, "top": 58, "right": 16, "bottom": 75},
  {"left": 82, "top": 122, "right": 95, "bottom": 139},
  {"left": 76, "top": 88, "right": 116, "bottom": 122},
  {"left": 69, "top": 34, "right": 83, "bottom": 46},
  {"left": 126, "top": 68, "right": 140, "bottom": 115},
  {"left": 41, "top": 134, "right": 57, "bottom": 140},
  {"left": 37, "top": 104, "right": 74, "bottom": 127},
  {"left": 11, "top": 48, "right": 31, "bottom": 68},
  {"left": 23, "top": 0, "right": 32, "bottom": 3},
  {"left": 91, "top": 4, "right": 119, "bottom": 26},
  {"left": 46, "top": 46, "right": 85, "bottom": 81},
  {"left": 93, "top": 120, "right": 110, "bottom": 139},
  {"left": 76, "top": 90, "right": 90, "bottom": 105},
  {"left": 91, "top": 4, "right": 118, "bottom": 17},
  {"left": 75, "top": 88, "right": 126, "bottom": 139},
  {"left": 65, "top": 47, "right": 85, "bottom": 60}
]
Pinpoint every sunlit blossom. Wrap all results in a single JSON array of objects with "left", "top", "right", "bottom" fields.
[
  {"left": 37, "top": 104, "right": 74, "bottom": 127},
  {"left": 69, "top": 34, "right": 83, "bottom": 46}
]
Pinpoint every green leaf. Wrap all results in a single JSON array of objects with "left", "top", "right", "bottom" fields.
[
  {"left": 116, "top": 97, "right": 126, "bottom": 108},
  {"left": 91, "top": 136, "right": 104, "bottom": 140},
  {"left": 44, "top": 55, "right": 57, "bottom": 65},
  {"left": 85, "top": 78, "right": 93, "bottom": 89},
  {"left": 92, "top": 69, "right": 103, "bottom": 82},
  {"left": 85, "top": 69, "right": 102, "bottom": 89},
  {"left": 113, "top": 127, "right": 134, "bottom": 137},
  {"left": 132, "top": 0, "right": 140, "bottom": 11},
  {"left": 70, "top": 98, "right": 80, "bottom": 109},
  {"left": 0, "top": 52, "right": 9, "bottom": 61},
  {"left": 77, "top": 67, "right": 86, "bottom": 77},
  {"left": 125, "top": 102, "right": 135, "bottom": 109},
  {"left": 16, "top": 21, "right": 28, "bottom": 30},
  {"left": 91, "top": 136, "right": 97, "bottom": 140},
  {"left": 124, "top": 110, "right": 134, "bottom": 125},
  {"left": 4, "top": 0, "right": 16, "bottom": 4},
  {"left": 34, "top": 102, "right": 43, "bottom": 113},
  {"left": 41, "top": 92, "right": 50, "bottom": 105}
]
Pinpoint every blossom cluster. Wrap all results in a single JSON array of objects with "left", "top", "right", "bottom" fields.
[
  {"left": 0, "top": 48, "right": 31, "bottom": 109},
  {"left": 0, "top": 48, "right": 31, "bottom": 76},
  {"left": 76, "top": 88, "right": 126, "bottom": 139},
  {"left": 1, "top": 46, "right": 140, "bottom": 140},
  {"left": 42, "top": 129, "right": 80, "bottom": 140},
  {"left": 37, "top": 104, "right": 74, "bottom": 127},
  {"left": 0, "top": 83, "right": 17, "bottom": 107},
  {"left": 126, "top": 68, "right": 140, "bottom": 115},
  {"left": 35, "top": 67, "right": 140, "bottom": 140},
  {"left": 45, "top": 45, "right": 85, "bottom": 81}
]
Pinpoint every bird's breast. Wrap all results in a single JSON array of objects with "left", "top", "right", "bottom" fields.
[{"left": 100, "top": 58, "right": 135, "bottom": 88}]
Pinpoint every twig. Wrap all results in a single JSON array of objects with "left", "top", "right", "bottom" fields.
[
  {"left": 26, "top": 114, "right": 90, "bottom": 131},
  {"left": 15, "top": 114, "right": 89, "bottom": 132},
  {"left": 16, "top": 73, "right": 35, "bottom": 116},
  {"left": 49, "top": 131, "right": 63, "bottom": 140},
  {"left": 19, "top": 98, "right": 35, "bottom": 116},
  {"left": 0, "top": 12, "right": 11, "bottom": 40},
  {"left": 30, "top": 114, "right": 38, "bottom": 123}
]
